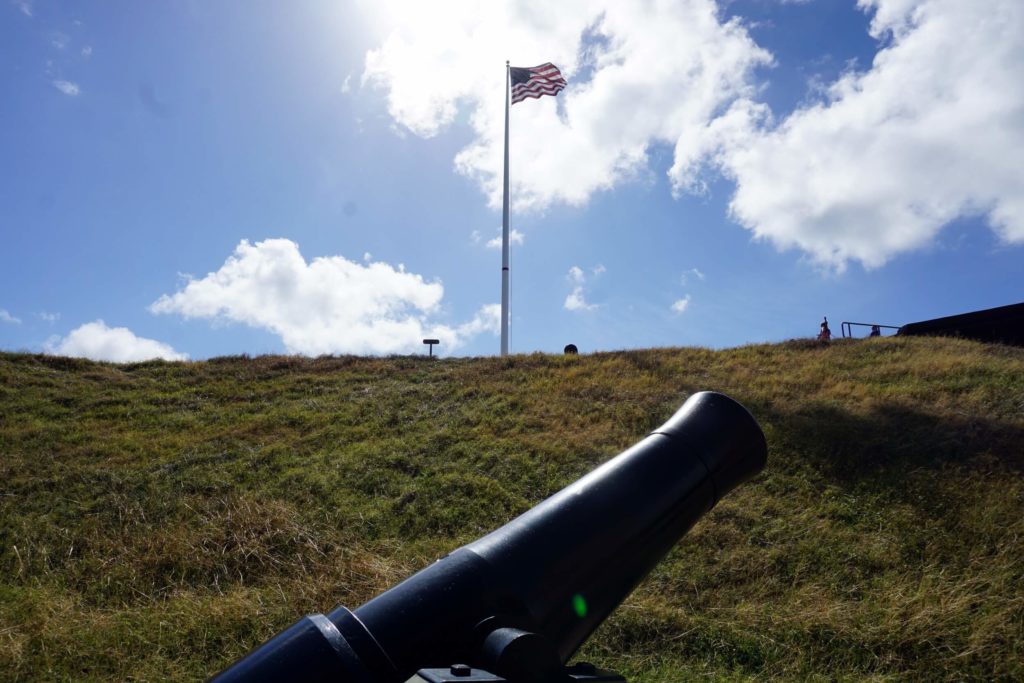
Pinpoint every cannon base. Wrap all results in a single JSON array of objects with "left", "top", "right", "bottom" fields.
[{"left": 410, "top": 662, "right": 625, "bottom": 682}]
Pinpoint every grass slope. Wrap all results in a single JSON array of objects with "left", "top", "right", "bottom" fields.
[{"left": 1, "top": 337, "right": 1022, "bottom": 682}]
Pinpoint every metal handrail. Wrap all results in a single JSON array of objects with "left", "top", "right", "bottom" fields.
[{"left": 841, "top": 321, "right": 901, "bottom": 338}]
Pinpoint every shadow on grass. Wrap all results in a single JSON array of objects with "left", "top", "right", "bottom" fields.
[{"left": 759, "top": 400, "right": 1024, "bottom": 513}]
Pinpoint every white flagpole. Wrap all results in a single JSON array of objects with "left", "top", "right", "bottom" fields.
[{"left": 500, "top": 61, "right": 511, "bottom": 357}]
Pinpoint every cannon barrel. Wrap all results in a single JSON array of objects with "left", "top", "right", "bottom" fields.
[{"left": 212, "top": 391, "right": 767, "bottom": 683}]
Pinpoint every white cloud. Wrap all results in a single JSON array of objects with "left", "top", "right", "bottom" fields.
[
  {"left": 1, "top": 309, "right": 21, "bottom": 325},
  {"left": 592, "top": 264, "right": 606, "bottom": 276},
  {"left": 363, "top": 251, "right": 372, "bottom": 262},
  {"left": 52, "top": 79, "right": 80, "bottom": 96},
  {"left": 564, "top": 264, "right": 601, "bottom": 311},
  {"left": 37, "top": 311, "right": 60, "bottom": 323},
  {"left": 81, "top": 45, "right": 92, "bottom": 58},
  {"left": 676, "top": 0, "right": 1024, "bottom": 269},
  {"left": 485, "top": 228, "right": 524, "bottom": 249},
  {"left": 671, "top": 295, "right": 692, "bottom": 314},
  {"left": 15, "top": 0, "right": 32, "bottom": 17},
  {"left": 50, "top": 31, "right": 69, "bottom": 50},
  {"left": 341, "top": 74, "right": 352, "bottom": 93},
  {"left": 564, "top": 288, "right": 595, "bottom": 312},
  {"left": 46, "top": 321, "right": 187, "bottom": 362},
  {"left": 680, "top": 268, "right": 705, "bottom": 285},
  {"left": 360, "top": 0, "right": 771, "bottom": 211},
  {"left": 150, "top": 238, "right": 497, "bottom": 355},
  {"left": 454, "top": 303, "right": 501, "bottom": 338}
]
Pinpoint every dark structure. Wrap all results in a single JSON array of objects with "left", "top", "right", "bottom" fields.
[
  {"left": 897, "top": 302, "right": 1024, "bottom": 347},
  {"left": 212, "top": 392, "right": 767, "bottom": 683},
  {"left": 563, "top": 344, "right": 578, "bottom": 355}
]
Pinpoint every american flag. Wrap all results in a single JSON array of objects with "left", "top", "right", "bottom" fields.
[{"left": 510, "top": 63, "right": 566, "bottom": 105}]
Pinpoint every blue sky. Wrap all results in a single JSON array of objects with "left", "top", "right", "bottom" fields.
[{"left": 1, "top": 0, "right": 1021, "bottom": 360}]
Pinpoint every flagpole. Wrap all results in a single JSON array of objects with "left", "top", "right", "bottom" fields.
[{"left": 500, "top": 60, "right": 511, "bottom": 357}]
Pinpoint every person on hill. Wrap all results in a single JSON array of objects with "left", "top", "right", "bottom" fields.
[
  {"left": 869, "top": 324, "right": 881, "bottom": 337},
  {"left": 818, "top": 317, "right": 832, "bottom": 342}
]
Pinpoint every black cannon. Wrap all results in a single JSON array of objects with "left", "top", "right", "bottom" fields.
[{"left": 213, "top": 391, "right": 767, "bottom": 683}]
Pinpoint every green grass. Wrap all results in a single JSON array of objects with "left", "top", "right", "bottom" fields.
[{"left": 1, "top": 337, "right": 1022, "bottom": 681}]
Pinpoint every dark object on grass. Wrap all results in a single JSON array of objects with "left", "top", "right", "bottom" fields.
[
  {"left": 563, "top": 344, "right": 578, "bottom": 355},
  {"left": 212, "top": 391, "right": 767, "bottom": 683},
  {"left": 897, "top": 301, "right": 1024, "bottom": 347},
  {"left": 423, "top": 339, "right": 440, "bottom": 357}
]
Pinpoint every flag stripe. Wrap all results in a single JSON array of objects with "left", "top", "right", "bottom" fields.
[
  {"left": 512, "top": 82, "right": 565, "bottom": 96},
  {"left": 511, "top": 84, "right": 565, "bottom": 102},
  {"left": 513, "top": 78, "right": 566, "bottom": 91},
  {"left": 511, "top": 85, "right": 565, "bottom": 104},
  {"left": 513, "top": 82, "right": 566, "bottom": 93},
  {"left": 510, "top": 62, "right": 566, "bottom": 105},
  {"left": 513, "top": 83, "right": 565, "bottom": 95}
]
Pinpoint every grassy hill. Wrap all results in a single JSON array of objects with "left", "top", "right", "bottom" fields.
[{"left": 1, "top": 337, "right": 1022, "bottom": 682}]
